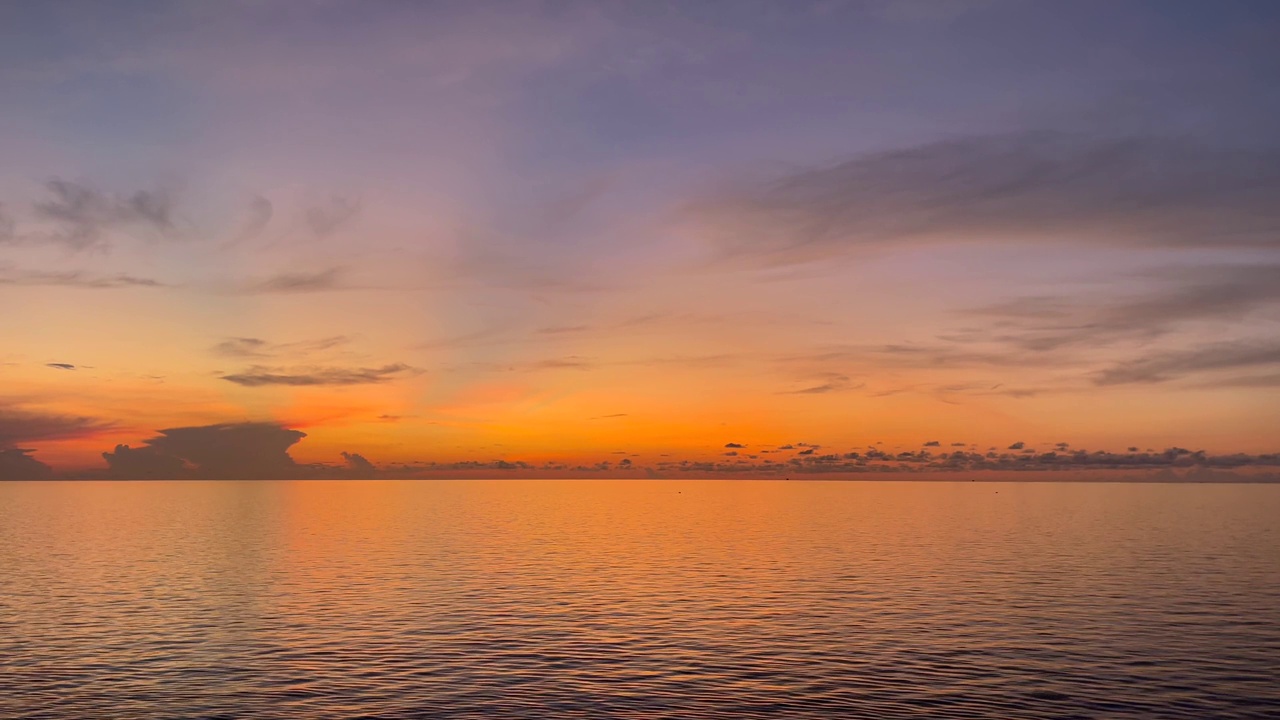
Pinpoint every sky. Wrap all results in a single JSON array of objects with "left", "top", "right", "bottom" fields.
[{"left": 2, "top": 0, "right": 1279, "bottom": 480}]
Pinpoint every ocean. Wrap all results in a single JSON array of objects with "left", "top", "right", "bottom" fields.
[{"left": 2, "top": 480, "right": 1278, "bottom": 718}]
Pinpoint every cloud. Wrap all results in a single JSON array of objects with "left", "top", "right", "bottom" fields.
[
  {"left": 0, "top": 449, "right": 52, "bottom": 480},
  {"left": 686, "top": 133, "right": 1280, "bottom": 265},
  {"left": 779, "top": 373, "right": 863, "bottom": 394},
  {"left": 221, "top": 363, "right": 414, "bottom": 387},
  {"left": 724, "top": 442, "right": 745, "bottom": 448},
  {"left": 341, "top": 451, "right": 377, "bottom": 475},
  {"left": 45, "top": 363, "right": 75, "bottom": 370},
  {"left": 1095, "top": 340, "right": 1280, "bottom": 386},
  {"left": 103, "top": 422, "right": 306, "bottom": 480},
  {"left": 1008, "top": 441, "right": 1025, "bottom": 450},
  {"left": 233, "top": 195, "right": 274, "bottom": 243},
  {"left": 32, "top": 179, "right": 177, "bottom": 250},
  {"left": 0, "top": 204, "right": 14, "bottom": 242},
  {"left": 536, "top": 325, "right": 592, "bottom": 335},
  {"left": 968, "top": 264, "right": 1280, "bottom": 352},
  {"left": 211, "top": 335, "right": 351, "bottom": 359},
  {"left": 923, "top": 440, "right": 940, "bottom": 447},
  {"left": 213, "top": 338, "right": 269, "bottom": 358},
  {"left": 101, "top": 444, "right": 189, "bottom": 480},
  {"left": 0, "top": 267, "right": 166, "bottom": 288},
  {"left": 0, "top": 407, "right": 112, "bottom": 448},
  {"left": 245, "top": 267, "right": 346, "bottom": 293},
  {"left": 1194, "top": 373, "right": 1280, "bottom": 389},
  {"left": 305, "top": 196, "right": 361, "bottom": 238}
]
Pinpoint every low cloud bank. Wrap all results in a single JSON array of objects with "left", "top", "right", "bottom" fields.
[{"left": 2, "top": 419, "right": 1278, "bottom": 481}]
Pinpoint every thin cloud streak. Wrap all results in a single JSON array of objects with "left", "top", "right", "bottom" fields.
[
  {"left": 686, "top": 133, "right": 1280, "bottom": 265},
  {"left": 221, "top": 363, "right": 415, "bottom": 387}
]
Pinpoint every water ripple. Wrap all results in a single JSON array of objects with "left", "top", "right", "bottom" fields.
[{"left": 2, "top": 480, "right": 1278, "bottom": 719}]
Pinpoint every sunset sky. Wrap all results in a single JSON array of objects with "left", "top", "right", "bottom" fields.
[{"left": 2, "top": 0, "right": 1279, "bottom": 479}]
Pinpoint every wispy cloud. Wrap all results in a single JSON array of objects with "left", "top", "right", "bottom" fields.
[
  {"left": 779, "top": 373, "right": 863, "bottom": 394},
  {"left": 30, "top": 179, "right": 178, "bottom": 250},
  {"left": 244, "top": 267, "right": 346, "bottom": 293},
  {"left": 305, "top": 195, "right": 361, "bottom": 238},
  {"left": 211, "top": 335, "right": 351, "bottom": 359},
  {"left": 1095, "top": 340, "right": 1280, "bottom": 386},
  {"left": 686, "top": 133, "right": 1280, "bottom": 265},
  {"left": 0, "top": 267, "right": 166, "bottom": 289},
  {"left": 967, "top": 264, "right": 1280, "bottom": 352},
  {"left": 0, "top": 406, "right": 113, "bottom": 448},
  {"left": 221, "top": 363, "right": 414, "bottom": 387}
]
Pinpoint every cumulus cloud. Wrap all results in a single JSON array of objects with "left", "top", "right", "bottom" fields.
[
  {"left": 686, "top": 133, "right": 1280, "bottom": 265},
  {"left": 0, "top": 449, "right": 52, "bottom": 480},
  {"left": 221, "top": 363, "right": 414, "bottom": 387},
  {"left": 101, "top": 444, "right": 188, "bottom": 479},
  {"left": 102, "top": 422, "right": 306, "bottom": 480},
  {"left": 341, "top": 451, "right": 377, "bottom": 476}
]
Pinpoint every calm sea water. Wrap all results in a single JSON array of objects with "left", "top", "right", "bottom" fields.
[{"left": 2, "top": 480, "right": 1278, "bottom": 719}]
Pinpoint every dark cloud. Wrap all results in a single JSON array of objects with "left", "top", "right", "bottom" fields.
[
  {"left": 0, "top": 267, "right": 166, "bottom": 289},
  {"left": 221, "top": 363, "right": 413, "bottom": 387},
  {"left": 0, "top": 449, "right": 52, "bottom": 480},
  {"left": 923, "top": 440, "right": 940, "bottom": 447},
  {"left": 0, "top": 407, "right": 112, "bottom": 448},
  {"left": 689, "top": 133, "right": 1280, "bottom": 265},
  {"left": 1008, "top": 441, "right": 1025, "bottom": 450},
  {"left": 45, "top": 363, "right": 75, "bottom": 370},
  {"left": 1095, "top": 340, "right": 1280, "bottom": 386},
  {"left": 245, "top": 267, "right": 346, "bottom": 293},
  {"left": 103, "top": 422, "right": 306, "bottom": 480},
  {"left": 724, "top": 442, "right": 745, "bottom": 448},
  {"left": 305, "top": 196, "right": 361, "bottom": 238},
  {"left": 341, "top": 451, "right": 377, "bottom": 475},
  {"left": 101, "top": 444, "right": 188, "bottom": 479},
  {"left": 32, "top": 179, "right": 177, "bottom": 250}
]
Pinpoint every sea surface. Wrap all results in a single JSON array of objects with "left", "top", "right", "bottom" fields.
[{"left": 1, "top": 480, "right": 1278, "bottom": 719}]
